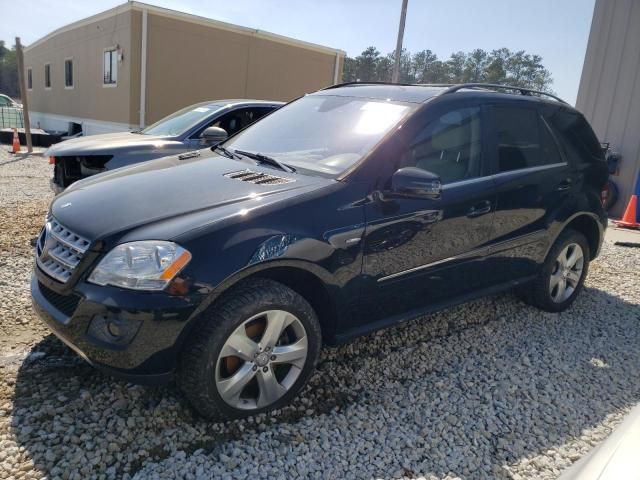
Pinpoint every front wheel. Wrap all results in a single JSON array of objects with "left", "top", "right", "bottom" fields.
[
  {"left": 178, "top": 278, "right": 321, "bottom": 420},
  {"left": 518, "top": 229, "right": 590, "bottom": 312}
]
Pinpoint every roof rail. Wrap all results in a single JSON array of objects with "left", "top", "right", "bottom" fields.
[
  {"left": 322, "top": 81, "right": 415, "bottom": 90},
  {"left": 439, "top": 83, "right": 568, "bottom": 104},
  {"left": 323, "top": 81, "right": 567, "bottom": 104}
]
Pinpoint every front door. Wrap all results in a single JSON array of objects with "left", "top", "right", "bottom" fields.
[{"left": 357, "top": 103, "right": 497, "bottom": 327}]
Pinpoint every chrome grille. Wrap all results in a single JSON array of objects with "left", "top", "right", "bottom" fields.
[
  {"left": 36, "top": 218, "right": 90, "bottom": 283},
  {"left": 223, "top": 169, "right": 294, "bottom": 185}
]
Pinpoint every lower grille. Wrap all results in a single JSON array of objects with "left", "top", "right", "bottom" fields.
[{"left": 38, "top": 282, "right": 81, "bottom": 317}]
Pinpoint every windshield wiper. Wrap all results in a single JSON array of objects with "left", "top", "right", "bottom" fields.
[
  {"left": 233, "top": 150, "right": 295, "bottom": 173},
  {"left": 214, "top": 145, "right": 241, "bottom": 160}
]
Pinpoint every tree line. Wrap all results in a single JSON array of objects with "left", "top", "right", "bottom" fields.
[{"left": 343, "top": 46, "right": 554, "bottom": 92}]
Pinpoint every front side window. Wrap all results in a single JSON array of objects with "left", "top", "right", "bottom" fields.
[
  {"left": 204, "top": 107, "right": 274, "bottom": 137},
  {"left": 0, "top": 96, "right": 9, "bottom": 107},
  {"left": 399, "top": 107, "right": 482, "bottom": 184},
  {"left": 64, "top": 59, "right": 73, "bottom": 88},
  {"left": 27, "top": 68, "right": 32, "bottom": 90},
  {"left": 103, "top": 49, "right": 117, "bottom": 85},
  {"left": 44, "top": 64, "right": 51, "bottom": 88},
  {"left": 493, "top": 106, "right": 562, "bottom": 172},
  {"left": 224, "top": 95, "right": 414, "bottom": 176}
]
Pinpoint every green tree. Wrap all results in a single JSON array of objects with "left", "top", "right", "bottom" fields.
[
  {"left": 484, "top": 48, "right": 511, "bottom": 84},
  {"left": 463, "top": 49, "right": 490, "bottom": 83},
  {"left": 0, "top": 41, "right": 19, "bottom": 99},
  {"left": 355, "top": 46, "right": 381, "bottom": 82},
  {"left": 341, "top": 45, "right": 554, "bottom": 93},
  {"left": 445, "top": 51, "right": 467, "bottom": 83},
  {"left": 412, "top": 49, "right": 438, "bottom": 83}
]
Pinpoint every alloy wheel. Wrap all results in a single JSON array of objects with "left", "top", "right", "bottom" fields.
[
  {"left": 215, "top": 310, "right": 308, "bottom": 410},
  {"left": 549, "top": 242, "right": 584, "bottom": 303}
]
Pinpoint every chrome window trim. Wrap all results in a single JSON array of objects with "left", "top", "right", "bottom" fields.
[
  {"left": 491, "top": 161, "right": 568, "bottom": 179},
  {"left": 442, "top": 162, "right": 568, "bottom": 189}
]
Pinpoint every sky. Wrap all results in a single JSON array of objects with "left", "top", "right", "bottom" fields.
[{"left": 1, "top": 0, "right": 596, "bottom": 105}]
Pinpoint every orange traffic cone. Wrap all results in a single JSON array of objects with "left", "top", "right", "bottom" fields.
[
  {"left": 11, "top": 128, "right": 21, "bottom": 154},
  {"left": 613, "top": 195, "right": 639, "bottom": 229}
]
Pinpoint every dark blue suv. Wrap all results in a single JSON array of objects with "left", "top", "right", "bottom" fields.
[{"left": 31, "top": 83, "right": 608, "bottom": 419}]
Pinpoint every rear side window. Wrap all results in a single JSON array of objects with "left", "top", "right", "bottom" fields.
[
  {"left": 546, "top": 109, "right": 605, "bottom": 164},
  {"left": 493, "top": 106, "right": 562, "bottom": 172}
]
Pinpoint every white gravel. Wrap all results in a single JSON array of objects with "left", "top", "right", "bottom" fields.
[{"left": 1, "top": 146, "right": 639, "bottom": 479}]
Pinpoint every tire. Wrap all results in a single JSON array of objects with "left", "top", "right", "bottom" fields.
[
  {"left": 517, "top": 229, "right": 590, "bottom": 312},
  {"left": 178, "top": 278, "right": 321, "bottom": 420}
]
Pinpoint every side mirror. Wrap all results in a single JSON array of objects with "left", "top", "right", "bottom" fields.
[
  {"left": 200, "top": 126, "right": 228, "bottom": 146},
  {"left": 391, "top": 167, "right": 442, "bottom": 199}
]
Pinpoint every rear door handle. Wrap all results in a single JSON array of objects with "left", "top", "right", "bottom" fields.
[
  {"left": 467, "top": 200, "right": 492, "bottom": 218},
  {"left": 556, "top": 178, "right": 573, "bottom": 191}
]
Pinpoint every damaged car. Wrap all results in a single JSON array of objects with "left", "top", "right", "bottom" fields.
[{"left": 45, "top": 99, "right": 282, "bottom": 192}]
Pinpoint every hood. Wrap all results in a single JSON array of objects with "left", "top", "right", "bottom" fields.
[
  {"left": 50, "top": 150, "right": 332, "bottom": 242},
  {"left": 45, "top": 132, "right": 182, "bottom": 156}
]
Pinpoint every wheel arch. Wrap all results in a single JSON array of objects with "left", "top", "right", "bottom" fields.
[
  {"left": 182, "top": 260, "right": 341, "bottom": 348},
  {"left": 555, "top": 212, "right": 604, "bottom": 260}
]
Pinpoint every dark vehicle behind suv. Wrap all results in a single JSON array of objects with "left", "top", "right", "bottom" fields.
[
  {"left": 45, "top": 99, "right": 282, "bottom": 192},
  {"left": 31, "top": 83, "right": 608, "bottom": 419}
]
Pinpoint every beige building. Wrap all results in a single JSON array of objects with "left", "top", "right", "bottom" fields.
[
  {"left": 576, "top": 0, "right": 640, "bottom": 218},
  {"left": 24, "top": 1, "right": 345, "bottom": 135}
]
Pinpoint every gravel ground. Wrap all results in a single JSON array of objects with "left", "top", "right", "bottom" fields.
[{"left": 1, "top": 146, "right": 639, "bottom": 479}]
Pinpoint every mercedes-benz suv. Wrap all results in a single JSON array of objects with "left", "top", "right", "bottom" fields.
[{"left": 31, "top": 83, "right": 608, "bottom": 419}]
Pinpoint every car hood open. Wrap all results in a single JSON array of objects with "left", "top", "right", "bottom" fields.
[{"left": 49, "top": 150, "right": 332, "bottom": 242}]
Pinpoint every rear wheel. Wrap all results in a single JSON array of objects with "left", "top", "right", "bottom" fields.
[
  {"left": 518, "top": 229, "right": 590, "bottom": 312},
  {"left": 178, "top": 278, "right": 321, "bottom": 420}
]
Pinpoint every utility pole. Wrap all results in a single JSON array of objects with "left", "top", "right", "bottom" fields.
[
  {"left": 391, "top": 0, "right": 408, "bottom": 83},
  {"left": 15, "top": 37, "right": 33, "bottom": 153}
]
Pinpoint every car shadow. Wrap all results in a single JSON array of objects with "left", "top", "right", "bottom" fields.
[{"left": 9, "top": 286, "right": 640, "bottom": 479}]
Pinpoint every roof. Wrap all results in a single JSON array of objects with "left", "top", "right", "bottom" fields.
[
  {"left": 316, "top": 82, "right": 569, "bottom": 106},
  {"left": 25, "top": 2, "right": 346, "bottom": 57}
]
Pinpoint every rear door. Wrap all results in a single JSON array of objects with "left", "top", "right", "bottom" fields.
[{"left": 482, "top": 101, "right": 577, "bottom": 283}]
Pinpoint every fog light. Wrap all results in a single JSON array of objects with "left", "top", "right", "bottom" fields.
[
  {"left": 107, "top": 321, "right": 122, "bottom": 337},
  {"left": 87, "top": 314, "right": 142, "bottom": 347}
]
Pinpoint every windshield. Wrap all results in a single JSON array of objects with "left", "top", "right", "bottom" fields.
[
  {"left": 224, "top": 95, "right": 414, "bottom": 175},
  {"left": 140, "top": 103, "right": 221, "bottom": 137}
]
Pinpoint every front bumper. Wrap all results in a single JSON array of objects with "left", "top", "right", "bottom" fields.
[{"left": 31, "top": 272, "right": 202, "bottom": 384}]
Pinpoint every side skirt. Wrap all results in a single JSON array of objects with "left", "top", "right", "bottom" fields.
[{"left": 330, "top": 275, "right": 537, "bottom": 345}]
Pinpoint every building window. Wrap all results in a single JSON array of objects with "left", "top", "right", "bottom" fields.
[
  {"left": 27, "top": 68, "right": 32, "bottom": 90},
  {"left": 44, "top": 63, "right": 51, "bottom": 89},
  {"left": 64, "top": 59, "right": 73, "bottom": 88},
  {"left": 103, "top": 48, "right": 117, "bottom": 85}
]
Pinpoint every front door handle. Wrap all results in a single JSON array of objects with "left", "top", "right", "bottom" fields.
[
  {"left": 467, "top": 200, "right": 492, "bottom": 218},
  {"left": 556, "top": 178, "right": 573, "bottom": 191}
]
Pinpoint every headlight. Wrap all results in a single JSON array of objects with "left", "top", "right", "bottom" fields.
[{"left": 88, "top": 241, "right": 192, "bottom": 291}]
